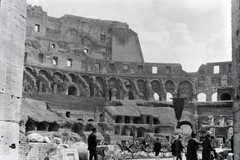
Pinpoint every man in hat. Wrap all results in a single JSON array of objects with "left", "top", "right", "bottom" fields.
[
  {"left": 176, "top": 135, "right": 184, "bottom": 160},
  {"left": 88, "top": 128, "right": 98, "bottom": 160}
]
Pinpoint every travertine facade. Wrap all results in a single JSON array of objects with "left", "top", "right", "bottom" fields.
[{"left": 0, "top": 0, "right": 26, "bottom": 159}]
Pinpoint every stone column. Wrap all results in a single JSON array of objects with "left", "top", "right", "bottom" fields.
[
  {"left": 0, "top": 0, "right": 26, "bottom": 160},
  {"left": 39, "top": 82, "right": 43, "bottom": 92}
]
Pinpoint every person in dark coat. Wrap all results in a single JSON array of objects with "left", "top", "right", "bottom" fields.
[
  {"left": 88, "top": 128, "right": 98, "bottom": 160},
  {"left": 176, "top": 135, "right": 184, "bottom": 160},
  {"left": 154, "top": 138, "right": 161, "bottom": 159},
  {"left": 202, "top": 131, "right": 214, "bottom": 160},
  {"left": 230, "top": 135, "right": 234, "bottom": 153},
  {"left": 186, "top": 132, "right": 202, "bottom": 160}
]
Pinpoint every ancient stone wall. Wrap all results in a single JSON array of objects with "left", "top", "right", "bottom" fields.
[
  {"left": 0, "top": 0, "right": 26, "bottom": 159},
  {"left": 232, "top": 0, "right": 240, "bottom": 158}
]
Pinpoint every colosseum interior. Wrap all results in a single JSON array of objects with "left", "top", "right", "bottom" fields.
[{"left": 1, "top": 0, "right": 239, "bottom": 159}]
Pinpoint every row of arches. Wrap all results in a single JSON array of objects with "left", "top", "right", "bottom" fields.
[
  {"left": 115, "top": 116, "right": 160, "bottom": 125},
  {"left": 24, "top": 67, "right": 231, "bottom": 102}
]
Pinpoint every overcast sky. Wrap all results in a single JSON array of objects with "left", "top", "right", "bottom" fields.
[{"left": 26, "top": 0, "right": 231, "bottom": 72}]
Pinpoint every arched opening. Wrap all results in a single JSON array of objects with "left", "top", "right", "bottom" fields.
[
  {"left": 155, "top": 127, "right": 160, "bottom": 133},
  {"left": 69, "top": 73, "right": 77, "bottom": 82},
  {"left": 137, "top": 127, "right": 145, "bottom": 137},
  {"left": 125, "top": 116, "right": 131, "bottom": 124},
  {"left": 166, "top": 92, "right": 173, "bottom": 101},
  {"left": 153, "top": 118, "right": 159, "bottom": 124},
  {"left": 179, "top": 121, "right": 193, "bottom": 134},
  {"left": 71, "top": 123, "right": 82, "bottom": 134},
  {"left": 48, "top": 122, "right": 59, "bottom": 131},
  {"left": 77, "top": 118, "right": 83, "bottom": 121},
  {"left": 212, "top": 92, "right": 217, "bottom": 102},
  {"left": 115, "top": 116, "right": 123, "bottom": 123},
  {"left": 133, "top": 117, "right": 141, "bottom": 124},
  {"left": 121, "top": 127, "right": 133, "bottom": 136},
  {"left": 68, "top": 86, "right": 77, "bottom": 95},
  {"left": 85, "top": 124, "right": 94, "bottom": 131},
  {"left": 197, "top": 93, "right": 207, "bottom": 101},
  {"left": 26, "top": 120, "right": 36, "bottom": 132},
  {"left": 146, "top": 116, "right": 151, "bottom": 124},
  {"left": 153, "top": 92, "right": 160, "bottom": 101},
  {"left": 129, "top": 91, "right": 134, "bottom": 100},
  {"left": 88, "top": 119, "right": 94, "bottom": 122},
  {"left": 37, "top": 121, "right": 48, "bottom": 131},
  {"left": 221, "top": 93, "right": 231, "bottom": 100}
]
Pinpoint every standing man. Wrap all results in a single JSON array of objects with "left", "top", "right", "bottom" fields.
[
  {"left": 88, "top": 128, "right": 98, "bottom": 160},
  {"left": 186, "top": 132, "right": 202, "bottom": 160},
  {"left": 176, "top": 135, "right": 184, "bottom": 160},
  {"left": 154, "top": 138, "right": 161, "bottom": 160}
]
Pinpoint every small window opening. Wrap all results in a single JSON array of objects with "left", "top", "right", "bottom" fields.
[
  {"left": 166, "top": 66, "right": 171, "bottom": 74},
  {"left": 152, "top": 66, "right": 157, "bottom": 74},
  {"left": 138, "top": 65, "right": 143, "bottom": 73},
  {"left": 123, "top": 64, "right": 129, "bottom": 70},
  {"left": 237, "top": 30, "right": 239, "bottom": 37},
  {"left": 67, "top": 59, "right": 72, "bottom": 67},
  {"left": 52, "top": 56, "right": 58, "bottom": 65},
  {"left": 35, "top": 24, "right": 40, "bottom": 32},
  {"left": 51, "top": 44, "right": 56, "bottom": 49},
  {"left": 66, "top": 111, "right": 71, "bottom": 118},
  {"left": 38, "top": 54, "right": 44, "bottom": 63},
  {"left": 109, "top": 63, "right": 114, "bottom": 72},
  {"left": 100, "top": 34, "right": 106, "bottom": 43},
  {"left": 24, "top": 53, "right": 28, "bottom": 64},
  {"left": 84, "top": 49, "right": 88, "bottom": 53},
  {"left": 213, "top": 66, "right": 219, "bottom": 74}
]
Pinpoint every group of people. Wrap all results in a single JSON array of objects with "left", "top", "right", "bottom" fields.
[{"left": 168, "top": 131, "right": 233, "bottom": 160}]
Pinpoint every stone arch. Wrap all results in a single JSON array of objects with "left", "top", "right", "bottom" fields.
[
  {"left": 69, "top": 73, "right": 77, "bottom": 82},
  {"left": 115, "top": 116, "right": 123, "bottom": 123},
  {"left": 121, "top": 126, "right": 134, "bottom": 136},
  {"left": 137, "top": 79, "right": 147, "bottom": 100},
  {"left": 26, "top": 120, "right": 36, "bottom": 132},
  {"left": 82, "top": 75, "right": 94, "bottom": 97},
  {"left": 165, "top": 80, "right": 175, "bottom": 93},
  {"left": 166, "top": 92, "right": 173, "bottom": 101},
  {"left": 39, "top": 69, "right": 50, "bottom": 78},
  {"left": 137, "top": 127, "right": 145, "bottom": 137},
  {"left": 67, "top": 85, "right": 79, "bottom": 96},
  {"left": 124, "top": 78, "right": 132, "bottom": 90},
  {"left": 178, "top": 81, "right": 193, "bottom": 104},
  {"left": 179, "top": 121, "right": 193, "bottom": 129},
  {"left": 153, "top": 118, "right": 160, "bottom": 124},
  {"left": 85, "top": 123, "right": 95, "bottom": 131},
  {"left": 48, "top": 122, "right": 59, "bottom": 131},
  {"left": 212, "top": 92, "right": 217, "bottom": 102},
  {"left": 37, "top": 121, "right": 48, "bottom": 131},
  {"left": 133, "top": 117, "right": 141, "bottom": 124},
  {"left": 53, "top": 71, "right": 63, "bottom": 80},
  {"left": 36, "top": 74, "right": 51, "bottom": 92},
  {"left": 26, "top": 67, "right": 37, "bottom": 77},
  {"left": 77, "top": 118, "right": 83, "bottom": 121},
  {"left": 71, "top": 123, "right": 83, "bottom": 135},
  {"left": 88, "top": 119, "right": 94, "bottom": 122},
  {"left": 125, "top": 116, "right": 131, "bottom": 124},
  {"left": 96, "top": 76, "right": 105, "bottom": 97},
  {"left": 197, "top": 93, "right": 207, "bottom": 101},
  {"left": 221, "top": 93, "right": 231, "bottom": 100},
  {"left": 151, "top": 80, "right": 161, "bottom": 100}
]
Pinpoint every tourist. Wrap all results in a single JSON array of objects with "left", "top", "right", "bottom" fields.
[
  {"left": 230, "top": 135, "right": 234, "bottom": 153},
  {"left": 88, "top": 128, "right": 98, "bottom": 160},
  {"left": 186, "top": 132, "right": 202, "bottom": 160},
  {"left": 175, "top": 135, "right": 184, "bottom": 160},
  {"left": 202, "top": 131, "right": 214, "bottom": 160},
  {"left": 154, "top": 138, "right": 161, "bottom": 160}
]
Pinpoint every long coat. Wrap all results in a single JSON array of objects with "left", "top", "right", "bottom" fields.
[
  {"left": 187, "top": 138, "right": 202, "bottom": 160},
  {"left": 88, "top": 132, "right": 97, "bottom": 151},
  {"left": 202, "top": 137, "right": 214, "bottom": 160}
]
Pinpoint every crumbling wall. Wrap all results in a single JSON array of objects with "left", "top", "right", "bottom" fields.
[{"left": 0, "top": 0, "right": 26, "bottom": 159}]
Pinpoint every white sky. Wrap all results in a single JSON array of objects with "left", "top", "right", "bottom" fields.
[{"left": 26, "top": 0, "right": 232, "bottom": 72}]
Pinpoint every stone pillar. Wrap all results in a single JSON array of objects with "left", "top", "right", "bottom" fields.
[
  {"left": 53, "top": 84, "right": 58, "bottom": 94},
  {"left": 0, "top": 0, "right": 26, "bottom": 160},
  {"left": 39, "top": 82, "right": 43, "bottom": 92},
  {"left": 233, "top": 101, "right": 240, "bottom": 159}
]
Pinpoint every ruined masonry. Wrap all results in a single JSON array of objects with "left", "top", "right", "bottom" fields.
[{"left": 0, "top": 0, "right": 26, "bottom": 160}]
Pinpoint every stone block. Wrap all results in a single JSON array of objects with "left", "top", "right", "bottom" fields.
[
  {"left": 0, "top": 121, "right": 19, "bottom": 160},
  {"left": 0, "top": 93, "right": 21, "bottom": 121}
]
